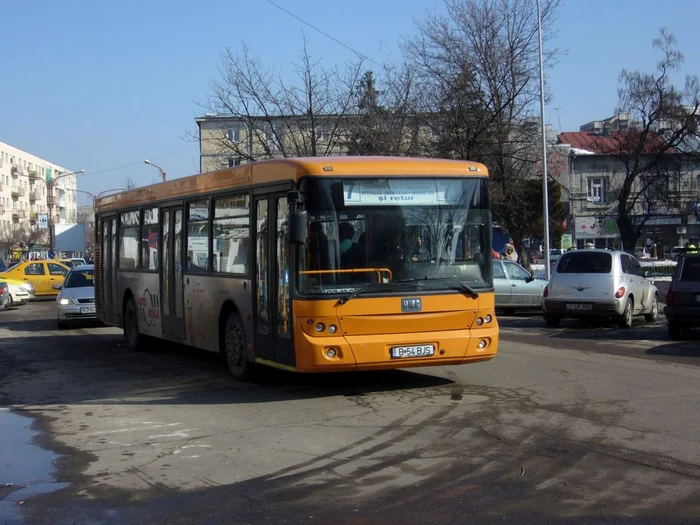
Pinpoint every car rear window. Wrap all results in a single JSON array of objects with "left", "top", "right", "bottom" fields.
[
  {"left": 557, "top": 252, "right": 612, "bottom": 274},
  {"left": 680, "top": 258, "right": 700, "bottom": 282}
]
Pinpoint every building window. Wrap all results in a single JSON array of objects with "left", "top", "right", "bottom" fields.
[
  {"left": 587, "top": 178, "right": 607, "bottom": 203},
  {"left": 226, "top": 127, "right": 241, "bottom": 143},
  {"left": 228, "top": 157, "right": 241, "bottom": 167}
]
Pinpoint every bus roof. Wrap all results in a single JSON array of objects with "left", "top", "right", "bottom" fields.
[{"left": 94, "top": 156, "right": 488, "bottom": 213}]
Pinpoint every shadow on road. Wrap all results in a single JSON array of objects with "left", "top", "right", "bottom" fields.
[{"left": 0, "top": 329, "right": 453, "bottom": 408}]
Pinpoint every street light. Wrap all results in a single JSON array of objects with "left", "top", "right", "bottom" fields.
[
  {"left": 536, "top": 0, "right": 551, "bottom": 279},
  {"left": 144, "top": 159, "right": 166, "bottom": 182},
  {"left": 46, "top": 169, "right": 85, "bottom": 254},
  {"left": 74, "top": 187, "right": 125, "bottom": 203}
]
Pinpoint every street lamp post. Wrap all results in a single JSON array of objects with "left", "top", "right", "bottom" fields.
[
  {"left": 536, "top": 0, "right": 551, "bottom": 279},
  {"left": 47, "top": 169, "right": 85, "bottom": 255},
  {"left": 74, "top": 187, "right": 124, "bottom": 259},
  {"left": 144, "top": 159, "right": 166, "bottom": 182}
]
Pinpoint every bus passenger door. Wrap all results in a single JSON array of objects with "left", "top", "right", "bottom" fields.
[
  {"left": 253, "top": 194, "right": 295, "bottom": 368},
  {"left": 161, "top": 206, "right": 186, "bottom": 341},
  {"left": 101, "top": 217, "right": 116, "bottom": 323}
]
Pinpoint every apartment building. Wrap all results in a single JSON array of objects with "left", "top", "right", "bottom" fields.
[
  {"left": 0, "top": 140, "right": 79, "bottom": 238},
  {"left": 556, "top": 127, "right": 700, "bottom": 255}
]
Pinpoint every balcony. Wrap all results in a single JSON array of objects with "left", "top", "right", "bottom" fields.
[
  {"left": 10, "top": 166, "right": 19, "bottom": 177},
  {"left": 11, "top": 186, "right": 25, "bottom": 197},
  {"left": 59, "top": 199, "right": 66, "bottom": 208},
  {"left": 0, "top": 205, "right": 4, "bottom": 215},
  {"left": 29, "top": 212, "right": 38, "bottom": 222},
  {"left": 12, "top": 209, "right": 26, "bottom": 219},
  {"left": 29, "top": 189, "right": 42, "bottom": 201},
  {"left": 28, "top": 170, "right": 40, "bottom": 181},
  {"left": 47, "top": 195, "right": 58, "bottom": 206}
]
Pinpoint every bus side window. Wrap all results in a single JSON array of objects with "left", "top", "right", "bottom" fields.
[{"left": 187, "top": 200, "right": 210, "bottom": 272}]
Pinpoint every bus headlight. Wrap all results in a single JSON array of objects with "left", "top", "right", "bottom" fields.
[
  {"left": 485, "top": 314, "right": 492, "bottom": 323},
  {"left": 476, "top": 317, "right": 484, "bottom": 326},
  {"left": 315, "top": 323, "right": 325, "bottom": 333},
  {"left": 328, "top": 324, "right": 337, "bottom": 334}
]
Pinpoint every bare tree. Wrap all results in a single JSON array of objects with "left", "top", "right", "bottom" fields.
[
  {"left": 404, "top": 0, "right": 561, "bottom": 261},
  {"left": 0, "top": 224, "right": 47, "bottom": 259},
  {"left": 344, "top": 64, "right": 425, "bottom": 156},
  {"left": 201, "top": 37, "right": 364, "bottom": 162},
  {"left": 600, "top": 29, "right": 700, "bottom": 251}
]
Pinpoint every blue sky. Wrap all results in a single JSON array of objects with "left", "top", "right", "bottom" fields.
[{"left": 1, "top": 0, "right": 698, "bottom": 203}]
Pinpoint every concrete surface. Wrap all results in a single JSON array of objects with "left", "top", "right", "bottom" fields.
[{"left": 0, "top": 302, "right": 698, "bottom": 524}]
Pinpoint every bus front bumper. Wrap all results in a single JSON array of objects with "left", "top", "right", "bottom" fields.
[{"left": 294, "top": 326, "right": 499, "bottom": 373}]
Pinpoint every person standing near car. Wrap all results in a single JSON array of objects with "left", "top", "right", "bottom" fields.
[{"left": 503, "top": 243, "right": 517, "bottom": 262}]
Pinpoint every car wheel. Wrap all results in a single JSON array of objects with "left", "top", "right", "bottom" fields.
[
  {"left": 543, "top": 314, "right": 561, "bottom": 328},
  {"left": 7, "top": 294, "right": 13, "bottom": 307},
  {"left": 124, "top": 299, "right": 144, "bottom": 351},
  {"left": 223, "top": 312, "right": 254, "bottom": 381},
  {"left": 668, "top": 320, "right": 683, "bottom": 340},
  {"left": 618, "top": 297, "right": 634, "bottom": 329},
  {"left": 644, "top": 294, "right": 658, "bottom": 322}
]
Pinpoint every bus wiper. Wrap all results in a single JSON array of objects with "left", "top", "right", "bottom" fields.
[
  {"left": 394, "top": 276, "right": 479, "bottom": 299},
  {"left": 336, "top": 286, "right": 368, "bottom": 305}
]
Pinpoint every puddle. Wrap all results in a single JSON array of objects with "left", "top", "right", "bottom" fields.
[{"left": 0, "top": 408, "right": 69, "bottom": 525}]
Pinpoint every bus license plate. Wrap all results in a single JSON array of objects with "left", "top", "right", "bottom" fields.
[
  {"left": 80, "top": 306, "right": 96, "bottom": 314},
  {"left": 390, "top": 344, "right": 435, "bottom": 359},
  {"left": 566, "top": 303, "right": 592, "bottom": 311}
]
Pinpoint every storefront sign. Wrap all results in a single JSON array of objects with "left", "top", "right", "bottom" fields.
[{"left": 575, "top": 216, "right": 619, "bottom": 239}]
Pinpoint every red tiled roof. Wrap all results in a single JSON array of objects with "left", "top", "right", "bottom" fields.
[{"left": 558, "top": 131, "right": 675, "bottom": 155}]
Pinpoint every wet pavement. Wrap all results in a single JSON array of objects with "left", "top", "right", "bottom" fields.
[
  {"left": 1, "top": 301, "right": 699, "bottom": 524},
  {"left": 0, "top": 409, "right": 69, "bottom": 525}
]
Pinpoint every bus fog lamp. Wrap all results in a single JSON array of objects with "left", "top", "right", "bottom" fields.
[
  {"left": 328, "top": 324, "right": 337, "bottom": 334},
  {"left": 478, "top": 339, "right": 487, "bottom": 349},
  {"left": 315, "top": 323, "right": 325, "bottom": 333},
  {"left": 326, "top": 348, "right": 337, "bottom": 358},
  {"left": 476, "top": 317, "right": 483, "bottom": 326},
  {"left": 485, "top": 314, "right": 492, "bottom": 323}
]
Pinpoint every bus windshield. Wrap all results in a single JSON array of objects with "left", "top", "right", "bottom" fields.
[{"left": 298, "top": 177, "right": 492, "bottom": 296}]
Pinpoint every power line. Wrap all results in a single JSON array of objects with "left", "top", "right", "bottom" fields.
[
  {"left": 263, "top": 0, "right": 379, "bottom": 66},
  {"left": 84, "top": 146, "right": 197, "bottom": 177}
]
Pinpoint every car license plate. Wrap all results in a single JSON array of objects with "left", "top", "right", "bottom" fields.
[
  {"left": 566, "top": 303, "right": 592, "bottom": 311},
  {"left": 80, "top": 306, "right": 96, "bottom": 314},
  {"left": 390, "top": 344, "right": 435, "bottom": 359}
]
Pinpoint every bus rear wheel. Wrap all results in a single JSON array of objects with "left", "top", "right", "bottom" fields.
[{"left": 224, "top": 313, "right": 253, "bottom": 381}]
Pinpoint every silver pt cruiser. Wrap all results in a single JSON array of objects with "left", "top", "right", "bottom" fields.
[{"left": 543, "top": 250, "right": 658, "bottom": 328}]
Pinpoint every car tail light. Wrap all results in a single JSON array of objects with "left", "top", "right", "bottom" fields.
[
  {"left": 615, "top": 286, "right": 626, "bottom": 299},
  {"left": 666, "top": 288, "right": 675, "bottom": 305},
  {"left": 543, "top": 285, "right": 549, "bottom": 298}
]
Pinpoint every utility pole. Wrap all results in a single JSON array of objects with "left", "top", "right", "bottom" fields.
[{"left": 536, "top": 0, "right": 551, "bottom": 279}]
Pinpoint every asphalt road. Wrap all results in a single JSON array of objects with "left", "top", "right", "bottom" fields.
[{"left": 0, "top": 301, "right": 699, "bottom": 525}]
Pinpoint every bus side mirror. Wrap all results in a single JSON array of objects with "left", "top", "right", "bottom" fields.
[{"left": 290, "top": 210, "right": 308, "bottom": 245}]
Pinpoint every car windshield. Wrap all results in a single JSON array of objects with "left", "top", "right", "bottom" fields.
[
  {"left": 297, "top": 177, "right": 492, "bottom": 296},
  {"left": 64, "top": 269, "right": 95, "bottom": 288},
  {"left": 557, "top": 252, "right": 612, "bottom": 274},
  {"left": 60, "top": 260, "right": 74, "bottom": 268}
]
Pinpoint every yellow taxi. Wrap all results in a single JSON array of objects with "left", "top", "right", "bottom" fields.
[{"left": 0, "top": 260, "right": 71, "bottom": 296}]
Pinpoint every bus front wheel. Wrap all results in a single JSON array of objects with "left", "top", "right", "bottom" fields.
[
  {"left": 224, "top": 313, "right": 253, "bottom": 381},
  {"left": 124, "top": 299, "right": 144, "bottom": 351}
]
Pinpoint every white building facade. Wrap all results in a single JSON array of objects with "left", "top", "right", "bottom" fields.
[{"left": 0, "top": 140, "right": 79, "bottom": 254}]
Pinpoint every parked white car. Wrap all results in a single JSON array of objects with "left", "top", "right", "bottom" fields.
[{"left": 543, "top": 249, "right": 658, "bottom": 328}]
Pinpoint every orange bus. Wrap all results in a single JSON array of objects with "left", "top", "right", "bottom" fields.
[{"left": 94, "top": 156, "right": 498, "bottom": 380}]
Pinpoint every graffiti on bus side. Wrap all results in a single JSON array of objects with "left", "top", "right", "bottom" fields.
[{"left": 137, "top": 289, "right": 160, "bottom": 326}]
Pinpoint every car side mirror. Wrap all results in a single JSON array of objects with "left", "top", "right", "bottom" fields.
[
  {"left": 52, "top": 283, "right": 62, "bottom": 290},
  {"left": 525, "top": 274, "right": 535, "bottom": 283}
]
